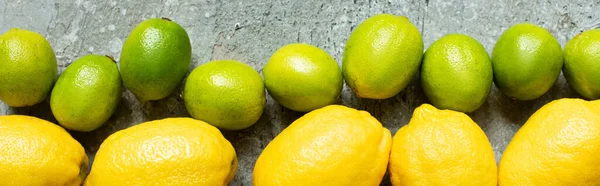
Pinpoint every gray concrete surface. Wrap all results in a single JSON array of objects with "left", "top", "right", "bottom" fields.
[{"left": 0, "top": 0, "right": 598, "bottom": 185}]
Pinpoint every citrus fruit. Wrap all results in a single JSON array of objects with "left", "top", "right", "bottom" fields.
[
  {"left": 389, "top": 104, "right": 497, "bottom": 186},
  {"left": 343, "top": 14, "right": 423, "bottom": 99},
  {"left": 0, "top": 115, "right": 88, "bottom": 185},
  {"left": 50, "top": 55, "right": 121, "bottom": 132},
  {"left": 120, "top": 18, "right": 191, "bottom": 102},
  {"left": 499, "top": 98, "right": 600, "bottom": 185},
  {"left": 0, "top": 28, "right": 58, "bottom": 107},
  {"left": 421, "top": 34, "right": 492, "bottom": 112},
  {"left": 564, "top": 29, "right": 600, "bottom": 99},
  {"left": 492, "top": 23, "right": 563, "bottom": 100},
  {"left": 183, "top": 60, "right": 265, "bottom": 130},
  {"left": 263, "top": 43, "right": 342, "bottom": 112},
  {"left": 253, "top": 105, "right": 391, "bottom": 186},
  {"left": 85, "top": 118, "right": 237, "bottom": 186}
]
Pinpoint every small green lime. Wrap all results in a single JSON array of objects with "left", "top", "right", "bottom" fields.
[
  {"left": 120, "top": 18, "right": 191, "bottom": 102},
  {"left": 263, "top": 43, "right": 342, "bottom": 112},
  {"left": 50, "top": 55, "right": 121, "bottom": 132},
  {"left": 0, "top": 28, "right": 58, "bottom": 107},
  {"left": 343, "top": 14, "right": 423, "bottom": 99},
  {"left": 564, "top": 29, "right": 600, "bottom": 99},
  {"left": 183, "top": 60, "right": 265, "bottom": 130},
  {"left": 492, "top": 23, "right": 563, "bottom": 100},
  {"left": 421, "top": 34, "right": 492, "bottom": 113}
]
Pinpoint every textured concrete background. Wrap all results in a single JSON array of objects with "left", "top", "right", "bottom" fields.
[{"left": 0, "top": 0, "right": 598, "bottom": 185}]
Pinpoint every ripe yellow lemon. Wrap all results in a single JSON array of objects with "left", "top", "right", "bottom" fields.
[
  {"left": 389, "top": 104, "right": 497, "bottom": 186},
  {"left": 0, "top": 115, "right": 88, "bottom": 186},
  {"left": 85, "top": 118, "right": 237, "bottom": 186},
  {"left": 253, "top": 105, "right": 391, "bottom": 186},
  {"left": 499, "top": 98, "right": 600, "bottom": 185}
]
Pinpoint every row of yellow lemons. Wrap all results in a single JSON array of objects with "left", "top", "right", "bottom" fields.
[{"left": 1, "top": 98, "right": 599, "bottom": 185}]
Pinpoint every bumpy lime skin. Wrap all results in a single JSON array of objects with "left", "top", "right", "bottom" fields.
[
  {"left": 0, "top": 28, "right": 58, "bottom": 107},
  {"left": 421, "top": 34, "right": 493, "bottom": 113},
  {"left": 120, "top": 18, "right": 191, "bottom": 102},
  {"left": 263, "top": 43, "right": 343, "bottom": 112},
  {"left": 50, "top": 55, "right": 121, "bottom": 132},
  {"left": 492, "top": 23, "right": 563, "bottom": 100},
  {"left": 183, "top": 60, "right": 266, "bottom": 131},
  {"left": 342, "top": 14, "right": 424, "bottom": 99},
  {"left": 564, "top": 29, "right": 600, "bottom": 100}
]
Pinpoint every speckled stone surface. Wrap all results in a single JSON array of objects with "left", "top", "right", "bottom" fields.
[{"left": 0, "top": 0, "right": 598, "bottom": 185}]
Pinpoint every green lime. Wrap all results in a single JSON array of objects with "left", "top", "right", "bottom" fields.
[
  {"left": 492, "top": 23, "right": 563, "bottom": 100},
  {"left": 0, "top": 28, "right": 57, "bottom": 107},
  {"left": 564, "top": 29, "right": 600, "bottom": 99},
  {"left": 263, "top": 43, "right": 342, "bottom": 112},
  {"left": 120, "top": 18, "right": 191, "bottom": 102},
  {"left": 183, "top": 60, "right": 265, "bottom": 130},
  {"left": 50, "top": 55, "right": 121, "bottom": 132},
  {"left": 421, "top": 34, "right": 492, "bottom": 113},
  {"left": 343, "top": 14, "right": 423, "bottom": 99}
]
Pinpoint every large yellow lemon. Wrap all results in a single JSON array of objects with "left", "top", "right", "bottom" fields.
[
  {"left": 389, "top": 104, "right": 497, "bottom": 185},
  {"left": 0, "top": 115, "right": 88, "bottom": 186},
  {"left": 85, "top": 118, "right": 237, "bottom": 186},
  {"left": 253, "top": 105, "right": 392, "bottom": 186},
  {"left": 499, "top": 98, "right": 600, "bottom": 185}
]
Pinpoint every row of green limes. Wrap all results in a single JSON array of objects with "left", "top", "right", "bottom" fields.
[
  {"left": 1, "top": 14, "right": 600, "bottom": 132},
  {"left": 268, "top": 14, "right": 600, "bottom": 114}
]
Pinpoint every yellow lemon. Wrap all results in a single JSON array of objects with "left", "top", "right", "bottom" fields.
[
  {"left": 253, "top": 105, "right": 391, "bottom": 186},
  {"left": 85, "top": 118, "right": 237, "bottom": 186},
  {"left": 499, "top": 98, "right": 600, "bottom": 185},
  {"left": 0, "top": 115, "right": 88, "bottom": 186},
  {"left": 389, "top": 104, "right": 497, "bottom": 186}
]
